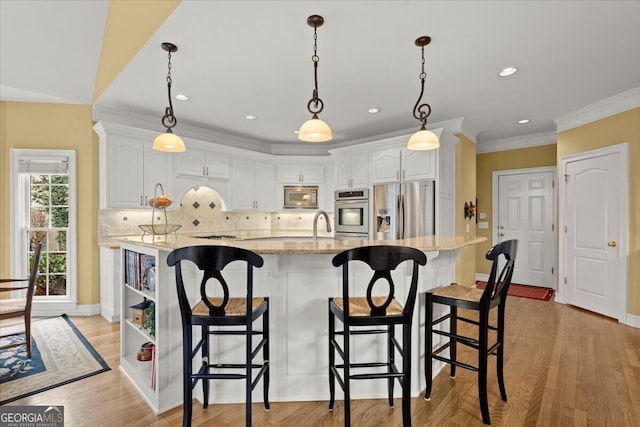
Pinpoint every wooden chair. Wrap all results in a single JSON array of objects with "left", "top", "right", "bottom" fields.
[
  {"left": 329, "top": 245, "right": 427, "bottom": 427},
  {"left": 0, "top": 241, "right": 43, "bottom": 358},
  {"left": 167, "top": 245, "right": 270, "bottom": 427},
  {"left": 423, "top": 239, "right": 517, "bottom": 425}
]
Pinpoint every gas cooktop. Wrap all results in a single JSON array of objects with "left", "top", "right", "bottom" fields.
[{"left": 194, "top": 234, "right": 238, "bottom": 240}]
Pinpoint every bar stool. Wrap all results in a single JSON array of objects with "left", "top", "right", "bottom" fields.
[
  {"left": 329, "top": 245, "right": 427, "bottom": 427},
  {"left": 167, "top": 245, "right": 270, "bottom": 427},
  {"left": 423, "top": 239, "right": 517, "bottom": 425}
]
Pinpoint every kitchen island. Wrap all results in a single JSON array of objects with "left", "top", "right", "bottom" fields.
[{"left": 115, "top": 233, "right": 485, "bottom": 413}]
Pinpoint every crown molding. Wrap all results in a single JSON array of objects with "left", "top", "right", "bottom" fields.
[
  {"left": 554, "top": 87, "right": 640, "bottom": 132},
  {"left": 477, "top": 131, "right": 557, "bottom": 154}
]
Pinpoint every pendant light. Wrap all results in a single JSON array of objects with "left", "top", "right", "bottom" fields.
[
  {"left": 407, "top": 36, "right": 439, "bottom": 150},
  {"left": 298, "top": 15, "right": 332, "bottom": 142},
  {"left": 153, "top": 42, "right": 186, "bottom": 152}
]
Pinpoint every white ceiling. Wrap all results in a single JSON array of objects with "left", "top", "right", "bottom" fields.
[{"left": 2, "top": 1, "right": 639, "bottom": 152}]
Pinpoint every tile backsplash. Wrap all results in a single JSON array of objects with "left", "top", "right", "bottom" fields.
[{"left": 98, "top": 185, "right": 332, "bottom": 242}]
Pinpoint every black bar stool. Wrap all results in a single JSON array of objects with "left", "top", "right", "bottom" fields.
[
  {"left": 329, "top": 245, "right": 427, "bottom": 427},
  {"left": 167, "top": 245, "right": 269, "bottom": 427},
  {"left": 424, "top": 239, "right": 517, "bottom": 425}
]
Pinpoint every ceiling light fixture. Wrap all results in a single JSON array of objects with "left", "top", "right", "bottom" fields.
[
  {"left": 245, "top": 115, "right": 257, "bottom": 120},
  {"left": 498, "top": 66, "right": 518, "bottom": 77},
  {"left": 298, "top": 15, "right": 332, "bottom": 142},
  {"left": 407, "top": 36, "right": 439, "bottom": 151},
  {"left": 174, "top": 94, "right": 189, "bottom": 101},
  {"left": 152, "top": 42, "right": 186, "bottom": 153},
  {"left": 368, "top": 107, "right": 381, "bottom": 114},
  {"left": 517, "top": 119, "right": 531, "bottom": 124}
]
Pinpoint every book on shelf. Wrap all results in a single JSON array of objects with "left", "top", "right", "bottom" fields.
[{"left": 124, "top": 250, "right": 156, "bottom": 292}]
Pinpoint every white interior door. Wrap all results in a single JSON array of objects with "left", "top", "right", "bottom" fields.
[
  {"left": 561, "top": 145, "right": 627, "bottom": 320},
  {"left": 495, "top": 168, "right": 555, "bottom": 287}
]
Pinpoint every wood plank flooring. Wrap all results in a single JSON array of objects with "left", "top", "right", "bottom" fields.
[{"left": 6, "top": 296, "right": 639, "bottom": 426}]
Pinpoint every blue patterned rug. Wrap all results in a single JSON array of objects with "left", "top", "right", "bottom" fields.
[{"left": 0, "top": 314, "right": 110, "bottom": 404}]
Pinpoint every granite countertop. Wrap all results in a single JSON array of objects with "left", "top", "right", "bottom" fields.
[{"left": 109, "top": 232, "right": 487, "bottom": 255}]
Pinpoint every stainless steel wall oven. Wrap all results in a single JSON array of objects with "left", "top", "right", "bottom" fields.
[{"left": 334, "top": 188, "right": 369, "bottom": 239}]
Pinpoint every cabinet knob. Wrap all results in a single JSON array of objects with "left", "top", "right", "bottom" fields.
[{"left": 608, "top": 241, "right": 617, "bottom": 247}]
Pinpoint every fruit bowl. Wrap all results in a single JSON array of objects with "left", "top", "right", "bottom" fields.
[{"left": 138, "top": 224, "right": 181, "bottom": 236}]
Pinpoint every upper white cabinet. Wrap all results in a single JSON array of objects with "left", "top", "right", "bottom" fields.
[
  {"left": 231, "top": 158, "right": 275, "bottom": 211},
  {"left": 175, "top": 147, "right": 229, "bottom": 179},
  {"left": 370, "top": 148, "right": 436, "bottom": 184},
  {"left": 107, "top": 135, "right": 170, "bottom": 209},
  {"left": 335, "top": 155, "right": 369, "bottom": 189},
  {"left": 277, "top": 163, "right": 324, "bottom": 184}
]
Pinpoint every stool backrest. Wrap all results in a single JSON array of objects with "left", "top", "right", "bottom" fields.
[
  {"left": 482, "top": 239, "right": 518, "bottom": 305},
  {"left": 332, "top": 245, "right": 427, "bottom": 317},
  {"left": 167, "top": 245, "right": 264, "bottom": 321}
]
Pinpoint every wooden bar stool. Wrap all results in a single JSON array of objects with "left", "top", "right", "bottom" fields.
[
  {"left": 423, "top": 239, "right": 517, "bottom": 425},
  {"left": 329, "top": 245, "right": 427, "bottom": 427},
  {"left": 167, "top": 245, "right": 269, "bottom": 427}
]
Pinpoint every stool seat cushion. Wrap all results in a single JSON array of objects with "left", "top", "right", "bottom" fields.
[
  {"left": 193, "top": 297, "right": 266, "bottom": 317},
  {"left": 333, "top": 297, "right": 404, "bottom": 316},
  {"left": 431, "top": 283, "right": 484, "bottom": 302}
]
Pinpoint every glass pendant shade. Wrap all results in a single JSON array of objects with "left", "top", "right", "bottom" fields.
[
  {"left": 298, "top": 115, "right": 332, "bottom": 142},
  {"left": 153, "top": 130, "right": 186, "bottom": 152},
  {"left": 407, "top": 128, "right": 440, "bottom": 150}
]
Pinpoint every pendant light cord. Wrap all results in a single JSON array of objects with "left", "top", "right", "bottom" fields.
[
  {"left": 307, "top": 23, "right": 324, "bottom": 115},
  {"left": 412, "top": 45, "right": 432, "bottom": 130},
  {"left": 162, "top": 51, "right": 178, "bottom": 130}
]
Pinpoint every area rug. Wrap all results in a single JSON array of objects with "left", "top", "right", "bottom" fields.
[
  {"left": 475, "top": 281, "right": 555, "bottom": 301},
  {"left": 0, "top": 314, "right": 110, "bottom": 404}
]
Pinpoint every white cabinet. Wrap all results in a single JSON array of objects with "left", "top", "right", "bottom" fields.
[
  {"left": 108, "top": 136, "right": 170, "bottom": 208},
  {"left": 175, "top": 148, "right": 229, "bottom": 179},
  {"left": 335, "top": 155, "right": 369, "bottom": 189},
  {"left": 277, "top": 163, "right": 324, "bottom": 183},
  {"left": 231, "top": 159, "right": 275, "bottom": 211},
  {"left": 370, "top": 148, "right": 436, "bottom": 184},
  {"left": 120, "top": 244, "right": 183, "bottom": 414}
]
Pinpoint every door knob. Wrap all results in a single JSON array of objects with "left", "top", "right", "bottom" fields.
[{"left": 608, "top": 241, "right": 617, "bottom": 247}]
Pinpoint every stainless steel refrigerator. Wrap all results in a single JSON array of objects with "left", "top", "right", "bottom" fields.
[{"left": 373, "top": 180, "right": 435, "bottom": 240}]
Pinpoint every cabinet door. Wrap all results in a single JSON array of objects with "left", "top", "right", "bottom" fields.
[
  {"left": 231, "top": 158, "right": 258, "bottom": 210},
  {"left": 300, "top": 164, "right": 324, "bottom": 183},
  {"left": 278, "top": 164, "right": 302, "bottom": 183},
  {"left": 349, "top": 156, "right": 369, "bottom": 188},
  {"left": 335, "top": 158, "right": 352, "bottom": 189},
  {"left": 370, "top": 149, "right": 401, "bottom": 184},
  {"left": 402, "top": 149, "right": 436, "bottom": 181},
  {"left": 176, "top": 149, "right": 206, "bottom": 176},
  {"left": 204, "top": 154, "right": 229, "bottom": 179},
  {"left": 143, "top": 145, "right": 170, "bottom": 206},
  {"left": 255, "top": 163, "right": 275, "bottom": 211},
  {"left": 108, "top": 137, "right": 145, "bottom": 208}
]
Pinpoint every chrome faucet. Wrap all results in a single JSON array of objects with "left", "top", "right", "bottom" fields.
[{"left": 313, "top": 210, "right": 332, "bottom": 240}]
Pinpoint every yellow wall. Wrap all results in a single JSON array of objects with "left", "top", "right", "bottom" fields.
[
  {"left": 557, "top": 108, "right": 640, "bottom": 316},
  {"left": 0, "top": 102, "right": 100, "bottom": 305},
  {"left": 454, "top": 135, "right": 477, "bottom": 285},
  {"left": 475, "top": 144, "right": 557, "bottom": 275}
]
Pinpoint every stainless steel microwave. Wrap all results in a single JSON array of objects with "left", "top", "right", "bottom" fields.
[{"left": 283, "top": 185, "right": 318, "bottom": 209}]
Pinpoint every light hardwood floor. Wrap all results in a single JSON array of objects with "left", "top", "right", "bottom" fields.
[{"left": 8, "top": 296, "right": 640, "bottom": 426}]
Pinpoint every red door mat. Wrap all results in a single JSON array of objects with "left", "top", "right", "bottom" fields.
[{"left": 475, "top": 281, "right": 555, "bottom": 301}]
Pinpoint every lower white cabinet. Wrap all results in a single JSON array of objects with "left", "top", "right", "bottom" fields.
[{"left": 119, "top": 244, "right": 182, "bottom": 414}]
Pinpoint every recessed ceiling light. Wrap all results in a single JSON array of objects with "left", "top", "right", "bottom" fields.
[
  {"left": 174, "top": 94, "right": 189, "bottom": 101},
  {"left": 517, "top": 119, "right": 531, "bottom": 124},
  {"left": 368, "top": 107, "right": 381, "bottom": 114},
  {"left": 498, "top": 67, "right": 518, "bottom": 77},
  {"left": 245, "top": 115, "right": 257, "bottom": 120},
  {"left": 292, "top": 130, "right": 299, "bottom": 134}
]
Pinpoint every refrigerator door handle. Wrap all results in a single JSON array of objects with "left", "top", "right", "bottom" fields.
[{"left": 398, "top": 194, "right": 405, "bottom": 239}]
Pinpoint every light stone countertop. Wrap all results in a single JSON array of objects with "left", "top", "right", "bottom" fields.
[{"left": 110, "top": 232, "right": 486, "bottom": 255}]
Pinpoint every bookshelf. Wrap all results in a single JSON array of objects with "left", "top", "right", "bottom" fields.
[{"left": 119, "top": 243, "right": 183, "bottom": 414}]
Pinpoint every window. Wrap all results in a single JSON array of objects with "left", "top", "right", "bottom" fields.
[{"left": 11, "top": 150, "right": 76, "bottom": 307}]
